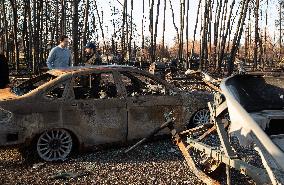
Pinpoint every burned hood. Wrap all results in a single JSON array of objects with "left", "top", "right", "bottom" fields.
[{"left": 0, "top": 88, "right": 17, "bottom": 101}]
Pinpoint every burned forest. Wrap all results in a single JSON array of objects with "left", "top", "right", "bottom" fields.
[{"left": 0, "top": 0, "right": 284, "bottom": 184}]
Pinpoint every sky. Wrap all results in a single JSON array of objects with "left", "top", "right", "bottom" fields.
[{"left": 93, "top": 0, "right": 280, "bottom": 47}]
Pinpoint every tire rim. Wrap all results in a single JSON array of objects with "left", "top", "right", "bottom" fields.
[
  {"left": 192, "top": 109, "right": 210, "bottom": 126},
  {"left": 37, "top": 129, "right": 72, "bottom": 161}
]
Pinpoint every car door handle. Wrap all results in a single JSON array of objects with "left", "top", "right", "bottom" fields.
[
  {"left": 133, "top": 99, "right": 146, "bottom": 104},
  {"left": 71, "top": 103, "right": 78, "bottom": 107}
]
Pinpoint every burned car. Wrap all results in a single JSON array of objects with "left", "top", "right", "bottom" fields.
[{"left": 0, "top": 66, "right": 211, "bottom": 161}]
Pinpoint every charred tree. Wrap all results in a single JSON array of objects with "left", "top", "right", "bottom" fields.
[
  {"left": 72, "top": 0, "right": 79, "bottom": 66},
  {"left": 253, "top": 0, "right": 260, "bottom": 70},
  {"left": 228, "top": 0, "right": 250, "bottom": 75},
  {"left": 153, "top": 0, "right": 161, "bottom": 63},
  {"left": 218, "top": 0, "right": 235, "bottom": 72},
  {"left": 168, "top": 0, "right": 179, "bottom": 45},
  {"left": 9, "top": 0, "right": 19, "bottom": 72},
  {"left": 82, "top": 0, "right": 89, "bottom": 59},
  {"left": 162, "top": 0, "right": 167, "bottom": 57},
  {"left": 149, "top": 0, "right": 154, "bottom": 63},
  {"left": 185, "top": 0, "right": 189, "bottom": 69}
]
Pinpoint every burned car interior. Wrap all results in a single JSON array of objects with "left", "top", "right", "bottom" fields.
[
  {"left": 72, "top": 72, "right": 118, "bottom": 99},
  {"left": 120, "top": 71, "right": 167, "bottom": 97}
]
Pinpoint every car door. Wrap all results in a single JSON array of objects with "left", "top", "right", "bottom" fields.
[
  {"left": 118, "top": 71, "right": 183, "bottom": 140},
  {"left": 62, "top": 71, "right": 127, "bottom": 146},
  {"left": 17, "top": 76, "right": 68, "bottom": 134}
]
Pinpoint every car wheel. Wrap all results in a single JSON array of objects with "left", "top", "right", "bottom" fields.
[
  {"left": 36, "top": 129, "right": 73, "bottom": 162},
  {"left": 189, "top": 109, "right": 210, "bottom": 128}
]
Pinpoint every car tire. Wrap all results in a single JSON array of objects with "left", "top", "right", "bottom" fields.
[
  {"left": 188, "top": 108, "right": 210, "bottom": 128},
  {"left": 36, "top": 129, "right": 73, "bottom": 162}
]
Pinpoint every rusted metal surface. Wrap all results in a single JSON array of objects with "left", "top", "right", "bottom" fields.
[
  {"left": 174, "top": 135, "right": 220, "bottom": 185},
  {"left": 0, "top": 66, "right": 211, "bottom": 156},
  {"left": 186, "top": 137, "right": 271, "bottom": 185}
]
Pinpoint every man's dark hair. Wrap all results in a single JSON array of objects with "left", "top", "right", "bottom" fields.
[{"left": 59, "top": 35, "right": 68, "bottom": 42}]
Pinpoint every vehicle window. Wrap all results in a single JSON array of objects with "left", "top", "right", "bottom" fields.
[
  {"left": 73, "top": 73, "right": 117, "bottom": 100},
  {"left": 120, "top": 72, "right": 166, "bottom": 96},
  {"left": 11, "top": 73, "right": 57, "bottom": 96},
  {"left": 45, "top": 83, "right": 66, "bottom": 99}
]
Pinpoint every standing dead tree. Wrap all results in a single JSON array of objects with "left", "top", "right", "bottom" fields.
[
  {"left": 162, "top": 0, "right": 167, "bottom": 57},
  {"left": 149, "top": 0, "right": 154, "bottom": 63},
  {"left": 179, "top": 0, "right": 185, "bottom": 67},
  {"left": 121, "top": 0, "right": 127, "bottom": 60},
  {"left": 191, "top": 0, "right": 202, "bottom": 61},
  {"left": 168, "top": 0, "right": 179, "bottom": 47},
  {"left": 82, "top": 0, "right": 89, "bottom": 60},
  {"left": 153, "top": 0, "right": 161, "bottom": 63},
  {"left": 72, "top": 0, "right": 79, "bottom": 66},
  {"left": 185, "top": 0, "right": 189, "bottom": 69},
  {"left": 141, "top": 0, "right": 145, "bottom": 50},
  {"left": 228, "top": 0, "right": 250, "bottom": 75},
  {"left": 253, "top": 0, "right": 260, "bottom": 70},
  {"left": 212, "top": 0, "right": 223, "bottom": 69},
  {"left": 9, "top": 0, "right": 19, "bottom": 72},
  {"left": 218, "top": 0, "right": 235, "bottom": 72},
  {"left": 200, "top": 0, "right": 210, "bottom": 70}
]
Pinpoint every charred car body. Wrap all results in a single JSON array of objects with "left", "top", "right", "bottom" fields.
[{"left": 0, "top": 66, "right": 211, "bottom": 161}]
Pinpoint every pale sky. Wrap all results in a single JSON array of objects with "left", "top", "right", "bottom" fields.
[{"left": 93, "top": 0, "right": 280, "bottom": 47}]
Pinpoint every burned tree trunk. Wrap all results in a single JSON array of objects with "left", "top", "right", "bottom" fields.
[
  {"left": 185, "top": 0, "right": 189, "bottom": 69},
  {"left": 153, "top": 0, "right": 161, "bottom": 63},
  {"left": 129, "top": 0, "right": 134, "bottom": 60},
  {"left": 149, "top": 0, "right": 154, "bottom": 63},
  {"left": 9, "top": 0, "right": 19, "bottom": 72},
  {"left": 61, "top": 0, "right": 66, "bottom": 35},
  {"left": 94, "top": 0, "right": 105, "bottom": 53},
  {"left": 1, "top": 1, "right": 9, "bottom": 58},
  {"left": 82, "top": 0, "right": 90, "bottom": 59},
  {"left": 213, "top": 0, "right": 223, "bottom": 69},
  {"left": 253, "top": 0, "right": 260, "bottom": 70},
  {"left": 200, "top": 0, "right": 210, "bottom": 70},
  {"left": 179, "top": 0, "right": 185, "bottom": 67},
  {"left": 121, "top": 0, "right": 127, "bottom": 60},
  {"left": 72, "top": 0, "right": 79, "bottom": 66},
  {"left": 141, "top": 0, "right": 145, "bottom": 49},
  {"left": 191, "top": 0, "right": 202, "bottom": 61},
  {"left": 168, "top": 0, "right": 179, "bottom": 45},
  {"left": 162, "top": 0, "right": 166, "bottom": 56},
  {"left": 228, "top": 0, "right": 250, "bottom": 75},
  {"left": 218, "top": 0, "right": 235, "bottom": 72}
]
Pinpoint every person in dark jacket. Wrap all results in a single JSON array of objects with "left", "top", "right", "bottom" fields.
[
  {"left": 84, "top": 42, "right": 102, "bottom": 65},
  {"left": 0, "top": 53, "right": 9, "bottom": 89}
]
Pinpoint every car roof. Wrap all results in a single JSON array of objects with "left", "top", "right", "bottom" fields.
[
  {"left": 47, "top": 65, "right": 135, "bottom": 76},
  {"left": 46, "top": 65, "right": 177, "bottom": 91}
]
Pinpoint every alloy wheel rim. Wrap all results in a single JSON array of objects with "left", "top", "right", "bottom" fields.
[
  {"left": 192, "top": 109, "right": 210, "bottom": 126},
  {"left": 37, "top": 129, "right": 72, "bottom": 161}
]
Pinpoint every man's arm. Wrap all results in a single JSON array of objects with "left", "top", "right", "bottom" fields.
[
  {"left": 46, "top": 48, "right": 56, "bottom": 69},
  {"left": 69, "top": 50, "right": 73, "bottom": 67}
]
